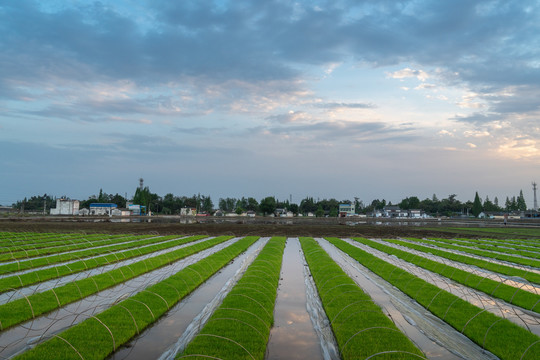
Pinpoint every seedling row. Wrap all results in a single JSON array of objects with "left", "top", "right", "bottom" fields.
[
  {"left": 0, "top": 235, "right": 208, "bottom": 294},
  {"left": 0, "top": 235, "right": 184, "bottom": 275},
  {"left": 325, "top": 237, "right": 540, "bottom": 360},
  {"left": 0, "top": 231, "right": 539, "bottom": 360}
]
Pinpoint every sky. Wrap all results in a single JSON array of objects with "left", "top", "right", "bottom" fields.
[{"left": 1, "top": 0, "right": 540, "bottom": 207}]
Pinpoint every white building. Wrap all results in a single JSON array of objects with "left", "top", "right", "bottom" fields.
[
  {"left": 180, "top": 207, "right": 197, "bottom": 216},
  {"left": 339, "top": 203, "right": 355, "bottom": 217},
  {"left": 50, "top": 199, "right": 80, "bottom": 215},
  {"left": 89, "top": 203, "right": 117, "bottom": 216},
  {"left": 112, "top": 208, "right": 131, "bottom": 216}
]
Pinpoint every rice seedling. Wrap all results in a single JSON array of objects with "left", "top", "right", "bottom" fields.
[
  {"left": 0, "top": 235, "right": 170, "bottom": 275},
  {"left": 396, "top": 238, "right": 540, "bottom": 268},
  {"left": 0, "top": 235, "right": 225, "bottom": 331},
  {"left": 356, "top": 238, "right": 540, "bottom": 313},
  {"left": 300, "top": 237, "right": 425, "bottom": 360},
  {"left": 0, "top": 235, "right": 204, "bottom": 292},
  {"left": 15, "top": 236, "right": 261, "bottom": 360},
  {"left": 325, "top": 237, "right": 540, "bottom": 360},
  {"left": 385, "top": 238, "right": 540, "bottom": 285},
  {"left": 179, "top": 236, "right": 286, "bottom": 360}
]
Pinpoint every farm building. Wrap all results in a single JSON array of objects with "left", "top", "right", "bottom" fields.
[
  {"left": 89, "top": 203, "right": 117, "bottom": 215},
  {"left": 0, "top": 206, "right": 13, "bottom": 214},
  {"left": 112, "top": 208, "right": 131, "bottom": 216},
  {"left": 408, "top": 209, "right": 425, "bottom": 218},
  {"left": 275, "top": 208, "right": 293, "bottom": 217},
  {"left": 339, "top": 203, "right": 355, "bottom": 217},
  {"left": 50, "top": 198, "right": 79, "bottom": 215},
  {"left": 128, "top": 204, "right": 146, "bottom": 215},
  {"left": 181, "top": 207, "right": 197, "bottom": 216},
  {"left": 383, "top": 205, "right": 408, "bottom": 218}
]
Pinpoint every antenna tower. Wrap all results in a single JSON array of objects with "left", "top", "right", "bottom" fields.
[
  {"left": 139, "top": 178, "right": 144, "bottom": 191},
  {"left": 533, "top": 181, "right": 538, "bottom": 211}
]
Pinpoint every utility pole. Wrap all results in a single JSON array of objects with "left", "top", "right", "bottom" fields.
[{"left": 533, "top": 181, "right": 538, "bottom": 211}]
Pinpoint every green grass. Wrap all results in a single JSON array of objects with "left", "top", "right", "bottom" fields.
[
  {"left": 0, "top": 235, "right": 200, "bottom": 292},
  {"left": 179, "top": 236, "right": 286, "bottom": 360},
  {"left": 15, "top": 236, "right": 261, "bottom": 360},
  {"left": 0, "top": 235, "right": 226, "bottom": 331},
  {"left": 325, "top": 237, "right": 540, "bottom": 360},
  {"left": 300, "top": 237, "right": 425, "bottom": 360}
]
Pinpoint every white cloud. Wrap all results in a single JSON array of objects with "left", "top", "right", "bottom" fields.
[
  {"left": 497, "top": 138, "right": 539, "bottom": 159},
  {"left": 466, "top": 142, "right": 477, "bottom": 148},
  {"left": 415, "top": 83, "right": 437, "bottom": 90},
  {"left": 464, "top": 130, "right": 490, "bottom": 138},
  {"left": 438, "top": 130, "right": 454, "bottom": 136},
  {"left": 388, "top": 68, "right": 429, "bottom": 82}
]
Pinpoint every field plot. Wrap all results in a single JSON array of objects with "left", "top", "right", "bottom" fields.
[{"left": 0, "top": 230, "right": 539, "bottom": 360}]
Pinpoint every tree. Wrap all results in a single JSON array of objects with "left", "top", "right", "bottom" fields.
[
  {"left": 97, "top": 189, "right": 106, "bottom": 203},
  {"left": 133, "top": 186, "right": 155, "bottom": 209},
  {"left": 246, "top": 197, "right": 259, "bottom": 212},
  {"left": 472, "top": 192, "right": 483, "bottom": 217},
  {"left": 201, "top": 195, "right": 213, "bottom": 213},
  {"left": 399, "top": 196, "right": 420, "bottom": 210},
  {"left": 259, "top": 196, "right": 276, "bottom": 215},
  {"left": 299, "top": 197, "right": 317, "bottom": 214},
  {"left": 315, "top": 204, "right": 324, "bottom": 217}
]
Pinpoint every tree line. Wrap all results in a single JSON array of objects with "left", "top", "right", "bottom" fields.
[{"left": 10, "top": 187, "right": 531, "bottom": 217}]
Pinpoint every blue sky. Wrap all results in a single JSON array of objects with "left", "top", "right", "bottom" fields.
[{"left": 1, "top": 0, "right": 540, "bottom": 207}]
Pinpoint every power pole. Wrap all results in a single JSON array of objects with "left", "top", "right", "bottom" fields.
[{"left": 533, "top": 182, "right": 538, "bottom": 211}]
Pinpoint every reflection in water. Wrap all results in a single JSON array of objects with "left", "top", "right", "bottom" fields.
[{"left": 266, "top": 238, "right": 324, "bottom": 360}]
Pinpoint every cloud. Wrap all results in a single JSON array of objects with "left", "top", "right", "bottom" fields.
[
  {"left": 255, "top": 120, "right": 419, "bottom": 144},
  {"left": 388, "top": 68, "right": 430, "bottom": 82},
  {"left": 314, "top": 102, "right": 376, "bottom": 109},
  {"left": 452, "top": 112, "right": 502, "bottom": 124}
]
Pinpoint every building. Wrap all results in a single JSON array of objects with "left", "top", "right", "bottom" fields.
[
  {"left": 339, "top": 203, "right": 355, "bottom": 217},
  {"left": 50, "top": 199, "right": 80, "bottom": 215},
  {"left": 180, "top": 207, "right": 197, "bottom": 216},
  {"left": 0, "top": 206, "right": 13, "bottom": 214},
  {"left": 408, "top": 209, "right": 424, "bottom": 218},
  {"left": 128, "top": 204, "right": 146, "bottom": 216},
  {"left": 89, "top": 203, "right": 117, "bottom": 216},
  {"left": 383, "top": 205, "right": 408, "bottom": 218},
  {"left": 112, "top": 208, "right": 131, "bottom": 216}
]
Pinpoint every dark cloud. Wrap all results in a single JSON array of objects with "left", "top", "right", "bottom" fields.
[{"left": 2, "top": 0, "right": 538, "bottom": 91}]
